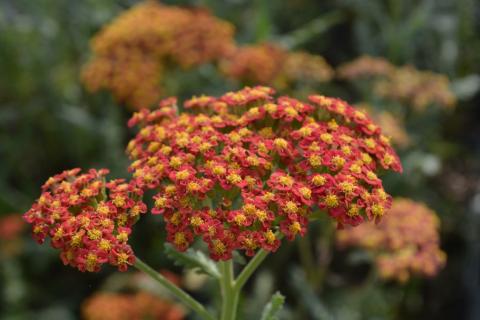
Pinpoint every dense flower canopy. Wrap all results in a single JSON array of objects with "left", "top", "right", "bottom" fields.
[
  {"left": 23, "top": 169, "right": 146, "bottom": 272},
  {"left": 23, "top": 86, "right": 402, "bottom": 270},
  {"left": 81, "top": 1, "right": 235, "bottom": 109},
  {"left": 127, "top": 86, "right": 402, "bottom": 260},
  {"left": 336, "top": 198, "right": 446, "bottom": 282}
]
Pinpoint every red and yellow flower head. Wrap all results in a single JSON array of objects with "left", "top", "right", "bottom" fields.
[
  {"left": 127, "top": 86, "right": 402, "bottom": 261},
  {"left": 23, "top": 168, "right": 146, "bottom": 272}
]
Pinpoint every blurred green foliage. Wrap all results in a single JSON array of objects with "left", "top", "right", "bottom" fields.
[{"left": 1, "top": 0, "right": 479, "bottom": 319}]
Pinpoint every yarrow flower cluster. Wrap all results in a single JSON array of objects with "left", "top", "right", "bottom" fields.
[
  {"left": 336, "top": 198, "right": 446, "bottom": 282},
  {"left": 23, "top": 169, "right": 146, "bottom": 272},
  {"left": 82, "top": 291, "right": 184, "bottom": 320},
  {"left": 81, "top": 1, "right": 235, "bottom": 109},
  {"left": 337, "top": 55, "right": 394, "bottom": 79},
  {"left": 337, "top": 56, "right": 456, "bottom": 110},
  {"left": 221, "top": 43, "right": 333, "bottom": 86},
  {"left": 221, "top": 44, "right": 287, "bottom": 85},
  {"left": 127, "top": 86, "right": 402, "bottom": 261},
  {"left": 374, "top": 65, "right": 456, "bottom": 111},
  {"left": 283, "top": 51, "right": 335, "bottom": 85}
]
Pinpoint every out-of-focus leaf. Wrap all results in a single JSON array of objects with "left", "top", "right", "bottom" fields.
[
  {"left": 233, "top": 251, "right": 247, "bottom": 265},
  {"left": 451, "top": 75, "right": 480, "bottom": 100},
  {"left": 164, "top": 243, "right": 221, "bottom": 279},
  {"left": 279, "top": 11, "right": 345, "bottom": 49},
  {"left": 260, "top": 291, "right": 285, "bottom": 320},
  {"left": 254, "top": 0, "right": 271, "bottom": 42}
]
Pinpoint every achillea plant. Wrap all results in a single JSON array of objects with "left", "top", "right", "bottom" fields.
[
  {"left": 338, "top": 56, "right": 456, "bottom": 111},
  {"left": 336, "top": 198, "right": 446, "bottom": 282},
  {"left": 81, "top": 1, "right": 235, "bottom": 109},
  {"left": 337, "top": 55, "right": 394, "bottom": 79},
  {"left": 23, "top": 168, "right": 146, "bottom": 272},
  {"left": 24, "top": 87, "right": 401, "bottom": 320},
  {"left": 374, "top": 65, "right": 456, "bottom": 111},
  {"left": 221, "top": 43, "right": 333, "bottom": 87},
  {"left": 220, "top": 44, "right": 287, "bottom": 85},
  {"left": 283, "top": 51, "right": 334, "bottom": 85}
]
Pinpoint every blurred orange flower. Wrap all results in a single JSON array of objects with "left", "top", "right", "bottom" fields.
[
  {"left": 337, "top": 55, "right": 394, "bottom": 79},
  {"left": 374, "top": 66, "right": 456, "bottom": 111},
  {"left": 82, "top": 1, "right": 235, "bottom": 109},
  {"left": 0, "top": 214, "right": 24, "bottom": 241},
  {"left": 221, "top": 44, "right": 333, "bottom": 86},
  {"left": 221, "top": 43, "right": 287, "bottom": 84},
  {"left": 337, "top": 198, "right": 446, "bottom": 282},
  {"left": 338, "top": 56, "right": 456, "bottom": 111},
  {"left": 82, "top": 291, "right": 185, "bottom": 320}
]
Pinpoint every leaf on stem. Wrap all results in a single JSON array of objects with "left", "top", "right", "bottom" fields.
[
  {"left": 260, "top": 291, "right": 285, "bottom": 320},
  {"left": 164, "top": 243, "right": 221, "bottom": 279}
]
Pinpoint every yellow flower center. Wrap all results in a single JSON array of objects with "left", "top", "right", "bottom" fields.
[{"left": 324, "top": 194, "right": 338, "bottom": 207}]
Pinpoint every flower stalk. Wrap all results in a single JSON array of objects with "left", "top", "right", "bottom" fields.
[
  {"left": 134, "top": 257, "right": 215, "bottom": 320},
  {"left": 219, "top": 260, "right": 239, "bottom": 320}
]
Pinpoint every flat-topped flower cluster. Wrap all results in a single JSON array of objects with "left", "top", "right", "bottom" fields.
[
  {"left": 127, "top": 86, "right": 402, "bottom": 261},
  {"left": 23, "top": 86, "right": 401, "bottom": 271}
]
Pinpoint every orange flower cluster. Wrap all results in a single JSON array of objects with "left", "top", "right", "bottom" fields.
[
  {"left": 221, "top": 44, "right": 287, "bottom": 85},
  {"left": 81, "top": 1, "right": 235, "bottom": 109},
  {"left": 283, "top": 51, "right": 334, "bottom": 84},
  {"left": 338, "top": 56, "right": 456, "bottom": 110},
  {"left": 23, "top": 169, "right": 146, "bottom": 272},
  {"left": 127, "top": 86, "right": 401, "bottom": 260},
  {"left": 82, "top": 292, "right": 184, "bottom": 320},
  {"left": 374, "top": 66, "right": 456, "bottom": 111},
  {"left": 0, "top": 214, "right": 25, "bottom": 257},
  {"left": 0, "top": 214, "right": 24, "bottom": 241},
  {"left": 336, "top": 198, "right": 446, "bottom": 282},
  {"left": 221, "top": 44, "right": 333, "bottom": 86},
  {"left": 337, "top": 55, "right": 394, "bottom": 79}
]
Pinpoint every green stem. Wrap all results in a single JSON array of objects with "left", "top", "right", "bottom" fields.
[
  {"left": 297, "top": 234, "right": 319, "bottom": 286},
  {"left": 315, "top": 222, "right": 334, "bottom": 291},
  {"left": 219, "top": 260, "right": 239, "bottom": 320},
  {"left": 235, "top": 233, "right": 284, "bottom": 291},
  {"left": 234, "top": 248, "right": 270, "bottom": 291},
  {"left": 134, "top": 257, "right": 215, "bottom": 320}
]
